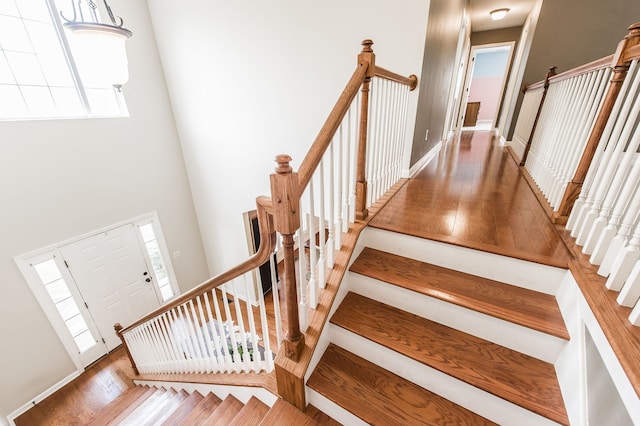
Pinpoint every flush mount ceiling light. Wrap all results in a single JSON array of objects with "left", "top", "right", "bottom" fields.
[
  {"left": 490, "top": 8, "right": 510, "bottom": 21},
  {"left": 60, "top": 0, "right": 133, "bottom": 89}
]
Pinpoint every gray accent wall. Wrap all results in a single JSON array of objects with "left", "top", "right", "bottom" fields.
[{"left": 411, "top": 0, "right": 468, "bottom": 166}]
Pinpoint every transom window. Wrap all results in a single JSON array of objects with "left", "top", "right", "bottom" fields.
[{"left": 0, "top": 0, "right": 127, "bottom": 120}]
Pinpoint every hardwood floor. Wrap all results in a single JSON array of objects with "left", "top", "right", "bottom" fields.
[
  {"left": 370, "top": 131, "right": 572, "bottom": 268},
  {"left": 14, "top": 347, "right": 136, "bottom": 426}
]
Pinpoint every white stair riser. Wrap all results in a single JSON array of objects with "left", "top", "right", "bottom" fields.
[
  {"left": 365, "top": 227, "right": 566, "bottom": 295},
  {"left": 133, "top": 380, "right": 277, "bottom": 407},
  {"left": 307, "top": 389, "right": 369, "bottom": 426},
  {"left": 329, "top": 326, "right": 560, "bottom": 426},
  {"left": 347, "top": 273, "right": 566, "bottom": 363}
]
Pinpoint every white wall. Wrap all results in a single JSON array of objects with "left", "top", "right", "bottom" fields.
[
  {"left": 146, "top": 0, "right": 430, "bottom": 276},
  {"left": 0, "top": 0, "right": 209, "bottom": 419}
]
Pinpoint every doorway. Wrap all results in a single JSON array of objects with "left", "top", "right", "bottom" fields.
[
  {"left": 16, "top": 212, "right": 179, "bottom": 369},
  {"left": 459, "top": 43, "right": 514, "bottom": 131},
  {"left": 59, "top": 223, "right": 161, "bottom": 352}
]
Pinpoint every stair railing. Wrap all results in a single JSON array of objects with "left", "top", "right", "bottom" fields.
[
  {"left": 114, "top": 39, "right": 417, "bottom": 406},
  {"left": 115, "top": 196, "right": 277, "bottom": 376},
  {"left": 519, "top": 57, "right": 613, "bottom": 213},
  {"left": 271, "top": 40, "right": 417, "bottom": 367},
  {"left": 514, "top": 22, "right": 640, "bottom": 327}
]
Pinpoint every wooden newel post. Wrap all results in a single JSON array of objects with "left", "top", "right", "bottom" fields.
[
  {"left": 355, "top": 39, "right": 376, "bottom": 221},
  {"left": 270, "top": 154, "right": 305, "bottom": 361},
  {"left": 555, "top": 22, "right": 640, "bottom": 223},
  {"left": 520, "top": 66, "right": 557, "bottom": 167},
  {"left": 114, "top": 323, "right": 139, "bottom": 375}
]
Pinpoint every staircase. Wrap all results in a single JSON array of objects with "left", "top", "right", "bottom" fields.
[
  {"left": 88, "top": 386, "right": 333, "bottom": 425},
  {"left": 307, "top": 227, "right": 572, "bottom": 425}
]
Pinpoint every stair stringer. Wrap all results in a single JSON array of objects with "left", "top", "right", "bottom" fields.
[
  {"left": 329, "top": 325, "right": 559, "bottom": 426},
  {"left": 347, "top": 272, "right": 566, "bottom": 362},
  {"left": 365, "top": 227, "right": 566, "bottom": 295},
  {"left": 555, "top": 272, "right": 640, "bottom": 424},
  {"left": 304, "top": 234, "right": 368, "bottom": 383},
  {"left": 133, "top": 380, "right": 277, "bottom": 408}
]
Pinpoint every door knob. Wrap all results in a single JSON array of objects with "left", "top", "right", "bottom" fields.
[
  {"left": 143, "top": 271, "right": 148, "bottom": 276},
  {"left": 145, "top": 278, "right": 151, "bottom": 282}
]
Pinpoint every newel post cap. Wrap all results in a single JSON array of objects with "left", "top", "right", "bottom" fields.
[
  {"left": 361, "top": 39, "right": 374, "bottom": 53},
  {"left": 274, "top": 154, "right": 293, "bottom": 174}
]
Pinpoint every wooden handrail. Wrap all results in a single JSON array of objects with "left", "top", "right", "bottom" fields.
[
  {"left": 548, "top": 55, "right": 614, "bottom": 85},
  {"left": 525, "top": 56, "right": 613, "bottom": 92},
  {"left": 375, "top": 66, "right": 418, "bottom": 90},
  {"left": 555, "top": 21, "right": 640, "bottom": 222},
  {"left": 116, "top": 196, "right": 276, "bottom": 336}
]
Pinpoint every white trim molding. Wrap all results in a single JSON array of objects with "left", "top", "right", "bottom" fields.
[
  {"left": 404, "top": 141, "right": 443, "bottom": 179},
  {"left": 8, "top": 370, "right": 82, "bottom": 425}
]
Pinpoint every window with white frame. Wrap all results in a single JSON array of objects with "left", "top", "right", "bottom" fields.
[{"left": 0, "top": 0, "right": 127, "bottom": 120}]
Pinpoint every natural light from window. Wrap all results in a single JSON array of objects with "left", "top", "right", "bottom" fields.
[
  {"left": 0, "top": 0, "right": 127, "bottom": 120},
  {"left": 139, "top": 223, "right": 175, "bottom": 302},
  {"left": 32, "top": 257, "right": 97, "bottom": 353}
]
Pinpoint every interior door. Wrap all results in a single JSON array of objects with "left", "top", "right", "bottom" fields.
[{"left": 60, "top": 223, "right": 161, "bottom": 351}]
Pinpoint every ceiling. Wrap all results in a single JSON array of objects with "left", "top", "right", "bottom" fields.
[{"left": 469, "top": 0, "right": 538, "bottom": 32}]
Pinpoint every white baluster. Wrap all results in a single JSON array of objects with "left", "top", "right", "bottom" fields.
[
  {"left": 335, "top": 125, "right": 344, "bottom": 249},
  {"left": 552, "top": 69, "right": 609, "bottom": 209},
  {"left": 582, "top": 94, "right": 640, "bottom": 253},
  {"left": 195, "top": 295, "right": 216, "bottom": 372},
  {"left": 629, "top": 300, "right": 640, "bottom": 326},
  {"left": 606, "top": 223, "right": 640, "bottom": 291},
  {"left": 202, "top": 290, "right": 224, "bottom": 369},
  {"left": 307, "top": 187, "right": 318, "bottom": 311},
  {"left": 220, "top": 285, "right": 242, "bottom": 370},
  {"left": 318, "top": 159, "right": 327, "bottom": 290},
  {"left": 617, "top": 261, "right": 640, "bottom": 307},
  {"left": 574, "top": 61, "right": 640, "bottom": 243},
  {"left": 328, "top": 140, "right": 336, "bottom": 267},
  {"left": 592, "top": 157, "right": 640, "bottom": 267},
  {"left": 257, "top": 265, "right": 274, "bottom": 372},
  {"left": 159, "top": 313, "right": 183, "bottom": 372},
  {"left": 211, "top": 288, "right": 233, "bottom": 369},
  {"left": 242, "top": 274, "right": 262, "bottom": 372}
]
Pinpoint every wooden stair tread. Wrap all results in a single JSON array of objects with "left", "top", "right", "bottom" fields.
[
  {"left": 331, "top": 292, "right": 569, "bottom": 425},
  {"left": 88, "top": 385, "right": 150, "bottom": 426},
  {"left": 146, "top": 389, "right": 188, "bottom": 425},
  {"left": 118, "top": 387, "right": 175, "bottom": 425},
  {"left": 228, "top": 396, "right": 269, "bottom": 425},
  {"left": 178, "top": 392, "right": 222, "bottom": 425},
  {"left": 350, "top": 247, "right": 569, "bottom": 340},
  {"left": 105, "top": 386, "right": 157, "bottom": 425},
  {"left": 201, "top": 394, "right": 244, "bottom": 426},
  {"left": 161, "top": 391, "right": 204, "bottom": 425},
  {"left": 308, "top": 344, "right": 496, "bottom": 425},
  {"left": 260, "top": 399, "right": 322, "bottom": 425}
]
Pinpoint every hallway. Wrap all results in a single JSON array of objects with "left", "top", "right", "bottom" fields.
[{"left": 371, "top": 131, "right": 572, "bottom": 268}]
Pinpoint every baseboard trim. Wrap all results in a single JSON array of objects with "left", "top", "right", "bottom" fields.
[
  {"left": 403, "top": 141, "right": 443, "bottom": 178},
  {"left": 8, "top": 369, "right": 82, "bottom": 425}
]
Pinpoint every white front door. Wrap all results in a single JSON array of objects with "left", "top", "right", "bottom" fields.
[{"left": 60, "top": 223, "right": 161, "bottom": 351}]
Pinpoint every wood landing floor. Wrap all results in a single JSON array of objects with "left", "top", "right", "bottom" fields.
[{"left": 370, "top": 131, "right": 572, "bottom": 268}]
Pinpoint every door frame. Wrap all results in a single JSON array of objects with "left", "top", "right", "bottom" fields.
[
  {"left": 457, "top": 41, "right": 515, "bottom": 132},
  {"left": 14, "top": 211, "right": 179, "bottom": 370}
]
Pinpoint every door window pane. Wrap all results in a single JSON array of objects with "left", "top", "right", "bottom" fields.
[
  {"left": 32, "top": 257, "right": 97, "bottom": 353},
  {"left": 139, "top": 223, "right": 175, "bottom": 301}
]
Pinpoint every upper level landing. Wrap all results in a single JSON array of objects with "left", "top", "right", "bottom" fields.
[{"left": 370, "top": 131, "right": 572, "bottom": 269}]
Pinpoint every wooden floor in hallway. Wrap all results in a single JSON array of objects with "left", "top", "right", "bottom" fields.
[{"left": 370, "top": 130, "right": 572, "bottom": 268}]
